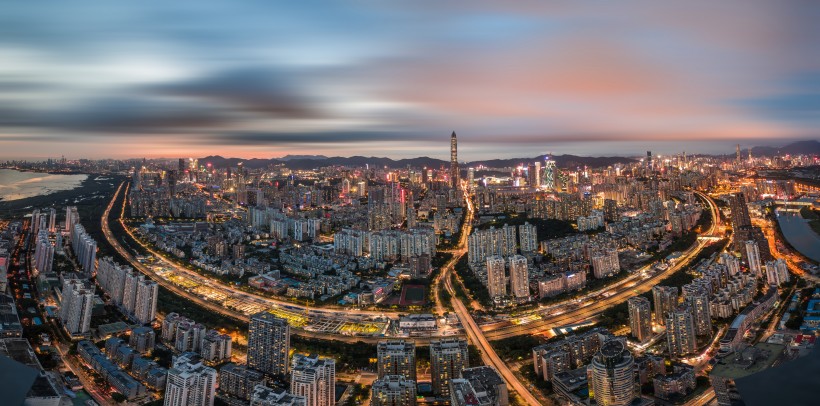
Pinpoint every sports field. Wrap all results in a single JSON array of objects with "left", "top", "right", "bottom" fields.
[{"left": 399, "top": 284, "right": 427, "bottom": 306}]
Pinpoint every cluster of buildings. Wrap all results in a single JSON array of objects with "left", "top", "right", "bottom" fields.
[
  {"left": 161, "top": 313, "right": 233, "bottom": 363},
  {"left": 78, "top": 339, "right": 149, "bottom": 400},
  {"left": 96, "top": 256, "right": 159, "bottom": 325},
  {"left": 532, "top": 328, "right": 690, "bottom": 405}
]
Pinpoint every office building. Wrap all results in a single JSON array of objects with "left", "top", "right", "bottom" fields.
[
  {"left": 450, "top": 131, "right": 458, "bottom": 189},
  {"left": 486, "top": 255, "right": 506, "bottom": 299},
  {"left": 587, "top": 340, "right": 636, "bottom": 406},
  {"left": 290, "top": 354, "right": 335, "bottom": 406},
  {"left": 627, "top": 296, "right": 652, "bottom": 343},
  {"left": 729, "top": 193, "right": 751, "bottom": 230},
  {"left": 247, "top": 312, "right": 290, "bottom": 377},
  {"left": 652, "top": 286, "right": 678, "bottom": 326},
  {"left": 430, "top": 338, "right": 469, "bottom": 397},
  {"left": 377, "top": 340, "right": 416, "bottom": 380},
  {"left": 59, "top": 278, "right": 94, "bottom": 337},
  {"left": 164, "top": 353, "right": 218, "bottom": 406},
  {"left": 508, "top": 255, "right": 529, "bottom": 299},
  {"left": 666, "top": 307, "right": 697, "bottom": 357},
  {"left": 371, "top": 375, "right": 417, "bottom": 406}
]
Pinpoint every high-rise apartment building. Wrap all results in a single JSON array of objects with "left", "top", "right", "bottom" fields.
[
  {"left": 200, "top": 329, "right": 233, "bottom": 363},
  {"left": 47, "top": 207, "right": 57, "bottom": 233},
  {"left": 745, "top": 240, "right": 762, "bottom": 278},
  {"left": 627, "top": 296, "right": 652, "bottom": 343},
  {"left": 587, "top": 340, "right": 637, "bottom": 406},
  {"left": 719, "top": 253, "right": 740, "bottom": 276},
  {"left": 430, "top": 338, "right": 469, "bottom": 398},
  {"left": 164, "top": 353, "right": 218, "bottom": 406},
  {"left": 71, "top": 224, "right": 97, "bottom": 275},
  {"left": 33, "top": 230, "right": 54, "bottom": 275},
  {"left": 666, "top": 307, "right": 697, "bottom": 357},
  {"left": 290, "top": 354, "right": 336, "bottom": 406},
  {"left": 682, "top": 286, "right": 712, "bottom": 336},
  {"left": 518, "top": 222, "right": 538, "bottom": 253},
  {"left": 59, "top": 278, "right": 94, "bottom": 337},
  {"left": 377, "top": 340, "right": 416, "bottom": 380},
  {"left": 65, "top": 206, "right": 79, "bottom": 238},
  {"left": 134, "top": 276, "right": 158, "bottom": 324},
  {"left": 508, "top": 255, "right": 529, "bottom": 299},
  {"left": 371, "top": 375, "right": 417, "bottom": 406},
  {"left": 219, "top": 363, "right": 265, "bottom": 402},
  {"left": 247, "top": 312, "right": 290, "bottom": 378},
  {"left": 591, "top": 249, "right": 619, "bottom": 279},
  {"left": 652, "top": 286, "right": 678, "bottom": 326},
  {"left": 467, "top": 225, "right": 518, "bottom": 265},
  {"left": 486, "top": 255, "right": 506, "bottom": 299},
  {"left": 765, "top": 259, "right": 790, "bottom": 286}
]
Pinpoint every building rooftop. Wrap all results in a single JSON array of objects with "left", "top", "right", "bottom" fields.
[
  {"left": 710, "top": 342, "right": 784, "bottom": 380},
  {"left": 0, "top": 355, "right": 39, "bottom": 406}
]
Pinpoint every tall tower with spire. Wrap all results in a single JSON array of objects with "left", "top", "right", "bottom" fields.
[{"left": 450, "top": 131, "right": 459, "bottom": 189}]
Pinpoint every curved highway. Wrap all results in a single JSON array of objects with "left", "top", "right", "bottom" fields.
[
  {"left": 482, "top": 190, "right": 721, "bottom": 340},
  {"left": 102, "top": 182, "right": 455, "bottom": 344}
]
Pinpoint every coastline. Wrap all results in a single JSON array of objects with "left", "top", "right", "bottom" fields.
[{"left": 0, "top": 173, "right": 125, "bottom": 219}]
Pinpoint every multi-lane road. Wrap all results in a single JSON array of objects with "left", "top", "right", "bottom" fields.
[
  {"left": 437, "top": 185, "right": 546, "bottom": 405},
  {"left": 481, "top": 190, "right": 722, "bottom": 340}
]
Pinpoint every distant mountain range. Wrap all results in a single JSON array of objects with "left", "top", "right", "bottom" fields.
[
  {"left": 198, "top": 140, "right": 818, "bottom": 170},
  {"left": 749, "top": 140, "right": 820, "bottom": 157},
  {"left": 198, "top": 154, "right": 637, "bottom": 170}
]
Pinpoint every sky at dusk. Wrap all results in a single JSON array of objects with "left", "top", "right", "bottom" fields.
[{"left": 0, "top": 0, "right": 818, "bottom": 160}]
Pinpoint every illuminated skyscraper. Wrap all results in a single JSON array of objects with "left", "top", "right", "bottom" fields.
[
  {"left": 543, "top": 158, "right": 555, "bottom": 190},
  {"left": 736, "top": 144, "right": 741, "bottom": 165},
  {"left": 587, "top": 340, "right": 637, "bottom": 406},
  {"left": 450, "top": 131, "right": 459, "bottom": 189}
]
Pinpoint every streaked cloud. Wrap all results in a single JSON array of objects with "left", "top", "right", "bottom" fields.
[{"left": 0, "top": 0, "right": 817, "bottom": 159}]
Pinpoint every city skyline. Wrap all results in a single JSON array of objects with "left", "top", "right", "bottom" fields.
[{"left": 1, "top": 1, "right": 818, "bottom": 160}]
